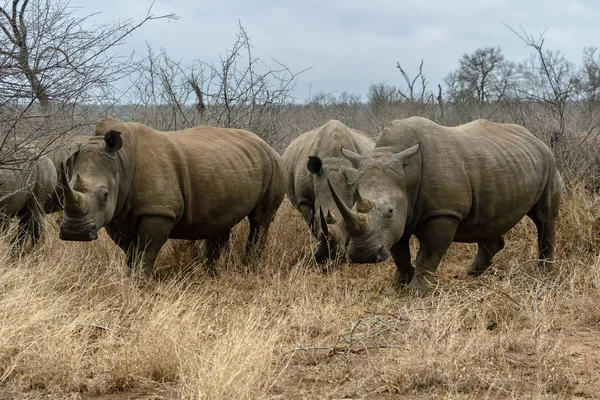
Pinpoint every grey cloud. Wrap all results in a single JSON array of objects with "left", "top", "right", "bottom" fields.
[{"left": 77, "top": 0, "right": 600, "bottom": 101}]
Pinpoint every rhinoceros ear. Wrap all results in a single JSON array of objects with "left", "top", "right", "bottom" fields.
[
  {"left": 307, "top": 156, "right": 323, "bottom": 175},
  {"left": 104, "top": 130, "right": 122, "bottom": 153}
]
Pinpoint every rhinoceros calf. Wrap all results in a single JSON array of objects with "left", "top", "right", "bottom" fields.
[
  {"left": 282, "top": 120, "right": 374, "bottom": 263},
  {"left": 329, "top": 117, "right": 563, "bottom": 294},
  {"left": 59, "top": 117, "right": 287, "bottom": 277},
  {"left": 0, "top": 151, "right": 56, "bottom": 249}
]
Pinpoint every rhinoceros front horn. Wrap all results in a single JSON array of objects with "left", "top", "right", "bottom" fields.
[
  {"left": 60, "top": 161, "right": 83, "bottom": 210},
  {"left": 326, "top": 178, "right": 368, "bottom": 236}
]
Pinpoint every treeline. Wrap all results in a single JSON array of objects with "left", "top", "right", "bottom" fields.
[{"left": 0, "top": 2, "right": 597, "bottom": 190}]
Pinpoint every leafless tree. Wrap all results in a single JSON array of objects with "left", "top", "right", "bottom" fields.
[
  {"left": 126, "top": 21, "right": 305, "bottom": 150},
  {"left": 0, "top": 0, "right": 176, "bottom": 167},
  {"left": 395, "top": 60, "right": 430, "bottom": 104},
  {"left": 507, "top": 26, "right": 580, "bottom": 144},
  {"left": 189, "top": 73, "right": 205, "bottom": 117},
  {"left": 444, "top": 46, "right": 516, "bottom": 105},
  {"left": 367, "top": 83, "right": 400, "bottom": 119}
]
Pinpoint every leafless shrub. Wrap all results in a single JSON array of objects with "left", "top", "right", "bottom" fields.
[{"left": 125, "top": 21, "right": 305, "bottom": 151}]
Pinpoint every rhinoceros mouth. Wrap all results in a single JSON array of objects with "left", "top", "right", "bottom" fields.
[
  {"left": 59, "top": 221, "right": 98, "bottom": 241},
  {"left": 314, "top": 242, "right": 342, "bottom": 264},
  {"left": 350, "top": 244, "right": 390, "bottom": 264}
]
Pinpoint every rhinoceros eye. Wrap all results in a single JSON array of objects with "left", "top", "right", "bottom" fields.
[{"left": 99, "top": 187, "right": 109, "bottom": 205}]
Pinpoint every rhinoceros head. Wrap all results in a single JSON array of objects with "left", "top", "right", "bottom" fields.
[
  {"left": 59, "top": 130, "right": 123, "bottom": 241},
  {"left": 306, "top": 155, "right": 358, "bottom": 263},
  {"left": 328, "top": 143, "right": 420, "bottom": 263}
]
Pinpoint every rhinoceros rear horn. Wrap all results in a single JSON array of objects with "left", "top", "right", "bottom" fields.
[
  {"left": 325, "top": 210, "right": 337, "bottom": 224},
  {"left": 393, "top": 143, "right": 421, "bottom": 165},
  {"left": 104, "top": 130, "right": 123, "bottom": 153},
  {"left": 319, "top": 206, "right": 328, "bottom": 238},
  {"left": 356, "top": 188, "right": 375, "bottom": 213},
  {"left": 341, "top": 148, "right": 366, "bottom": 168},
  {"left": 327, "top": 178, "right": 368, "bottom": 236}
]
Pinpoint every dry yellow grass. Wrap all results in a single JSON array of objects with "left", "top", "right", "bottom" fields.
[{"left": 0, "top": 186, "right": 598, "bottom": 399}]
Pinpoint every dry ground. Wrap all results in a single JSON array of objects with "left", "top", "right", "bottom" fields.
[{"left": 0, "top": 186, "right": 599, "bottom": 399}]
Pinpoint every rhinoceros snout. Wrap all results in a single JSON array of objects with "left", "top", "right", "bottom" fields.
[
  {"left": 350, "top": 244, "right": 389, "bottom": 264},
  {"left": 59, "top": 225, "right": 98, "bottom": 241},
  {"left": 376, "top": 245, "right": 389, "bottom": 262},
  {"left": 314, "top": 241, "right": 345, "bottom": 264}
]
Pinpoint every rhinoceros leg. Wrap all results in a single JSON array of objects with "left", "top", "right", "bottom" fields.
[
  {"left": 246, "top": 217, "right": 272, "bottom": 261},
  {"left": 408, "top": 217, "right": 459, "bottom": 295},
  {"left": 391, "top": 239, "right": 414, "bottom": 287},
  {"left": 527, "top": 181, "right": 560, "bottom": 270},
  {"left": 204, "top": 231, "right": 231, "bottom": 276},
  {"left": 11, "top": 205, "right": 38, "bottom": 252},
  {"left": 9, "top": 215, "right": 29, "bottom": 252},
  {"left": 466, "top": 236, "right": 505, "bottom": 276},
  {"left": 132, "top": 216, "right": 173, "bottom": 278},
  {"left": 28, "top": 201, "right": 46, "bottom": 248},
  {"left": 529, "top": 216, "right": 556, "bottom": 270},
  {"left": 105, "top": 226, "right": 135, "bottom": 271},
  {"left": 244, "top": 185, "right": 284, "bottom": 261}
]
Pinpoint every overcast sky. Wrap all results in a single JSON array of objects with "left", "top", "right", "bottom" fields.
[{"left": 78, "top": 0, "right": 599, "bottom": 102}]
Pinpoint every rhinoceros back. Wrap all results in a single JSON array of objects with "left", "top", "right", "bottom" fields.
[
  {"left": 283, "top": 120, "right": 374, "bottom": 207},
  {"left": 124, "top": 124, "right": 285, "bottom": 240},
  {"left": 376, "top": 117, "right": 561, "bottom": 241}
]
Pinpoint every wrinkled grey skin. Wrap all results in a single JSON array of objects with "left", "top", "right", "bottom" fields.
[
  {"left": 0, "top": 151, "right": 56, "bottom": 250},
  {"left": 282, "top": 120, "right": 374, "bottom": 264},
  {"left": 60, "top": 117, "right": 287, "bottom": 278},
  {"left": 329, "top": 117, "right": 563, "bottom": 294}
]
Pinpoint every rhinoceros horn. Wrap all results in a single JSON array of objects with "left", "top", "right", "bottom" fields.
[
  {"left": 327, "top": 178, "right": 367, "bottom": 236},
  {"left": 60, "top": 161, "right": 84, "bottom": 211},
  {"left": 319, "top": 206, "right": 329, "bottom": 239},
  {"left": 341, "top": 148, "right": 365, "bottom": 168},
  {"left": 325, "top": 210, "right": 337, "bottom": 224},
  {"left": 356, "top": 188, "right": 375, "bottom": 213}
]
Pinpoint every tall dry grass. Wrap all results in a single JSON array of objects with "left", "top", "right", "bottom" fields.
[{"left": 0, "top": 187, "right": 598, "bottom": 399}]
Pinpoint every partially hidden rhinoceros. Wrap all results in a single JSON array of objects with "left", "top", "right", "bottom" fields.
[
  {"left": 0, "top": 150, "right": 56, "bottom": 249},
  {"left": 328, "top": 117, "right": 563, "bottom": 294},
  {"left": 41, "top": 136, "right": 91, "bottom": 214},
  {"left": 0, "top": 136, "right": 90, "bottom": 251},
  {"left": 282, "top": 120, "right": 374, "bottom": 263},
  {"left": 59, "top": 117, "right": 287, "bottom": 277}
]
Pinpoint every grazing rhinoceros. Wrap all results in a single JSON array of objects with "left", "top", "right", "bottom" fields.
[
  {"left": 282, "top": 120, "right": 374, "bottom": 263},
  {"left": 328, "top": 117, "right": 563, "bottom": 294},
  {"left": 0, "top": 150, "right": 56, "bottom": 249},
  {"left": 59, "top": 117, "right": 287, "bottom": 277}
]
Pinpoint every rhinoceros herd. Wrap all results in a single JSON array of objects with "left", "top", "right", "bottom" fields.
[{"left": 0, "top": 116, "right": 562, "bottom": 293}]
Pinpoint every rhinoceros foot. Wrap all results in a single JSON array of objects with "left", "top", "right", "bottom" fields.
[{"left": 405, "top": 272, "right": 436, "bottom": 296}]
